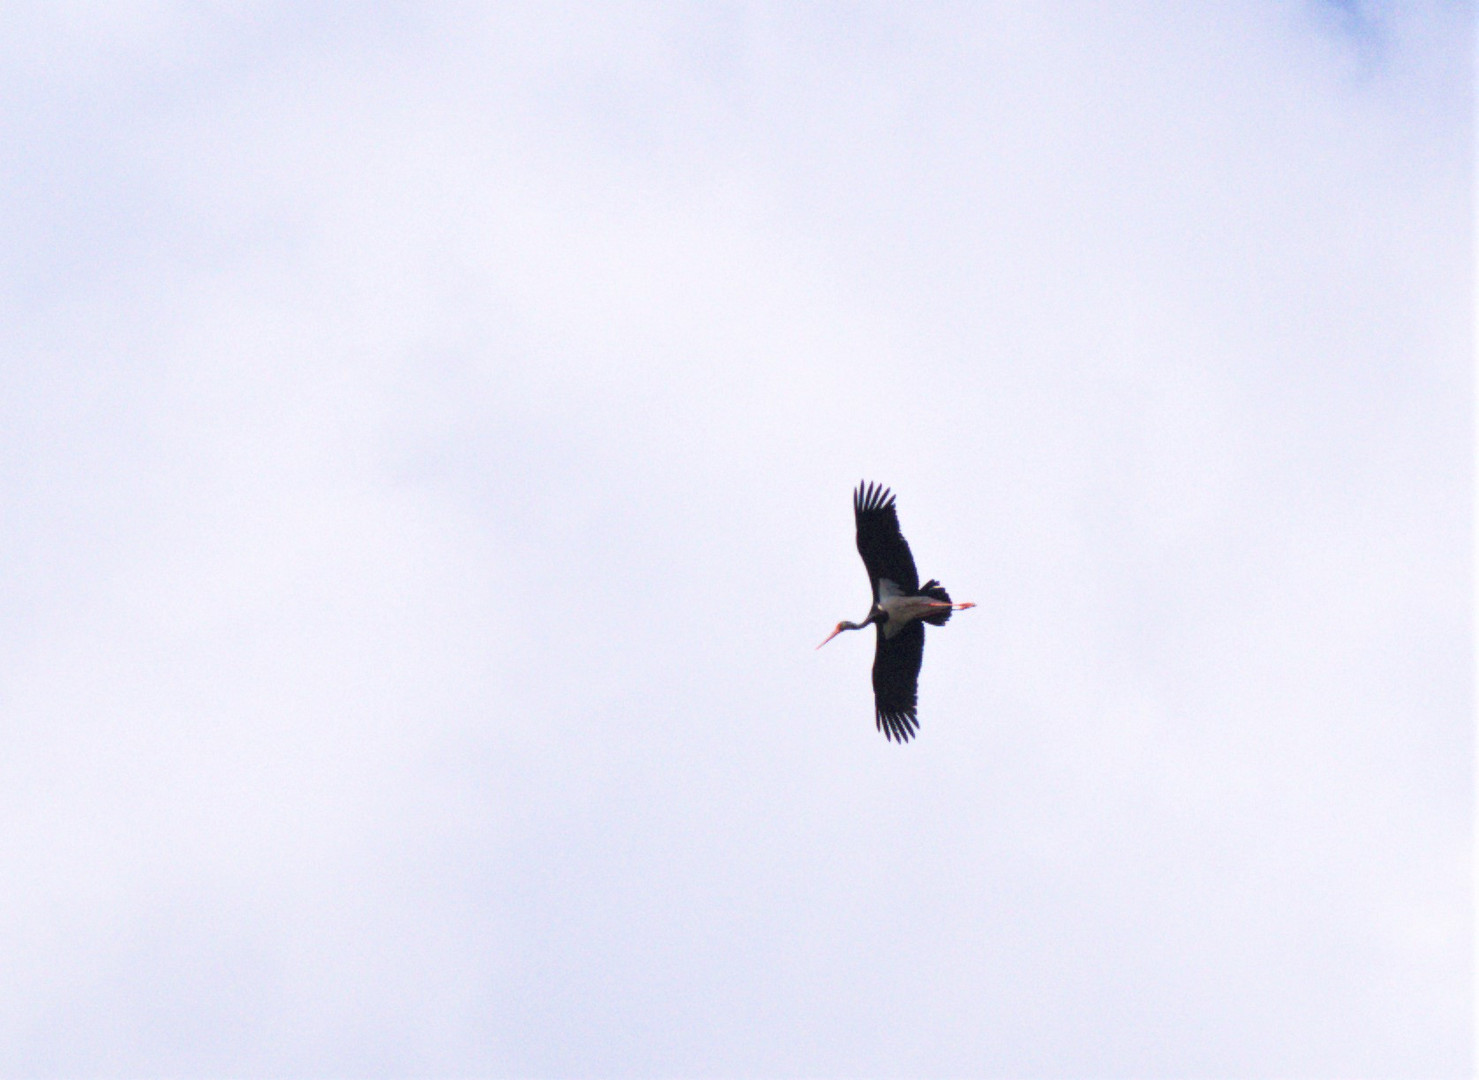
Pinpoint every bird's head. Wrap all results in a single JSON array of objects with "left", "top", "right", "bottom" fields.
[{"left": 816, "top": 618, "right": 864, "bottom": 649}]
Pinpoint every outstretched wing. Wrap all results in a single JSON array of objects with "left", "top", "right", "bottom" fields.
[
  {"left": 872, "top": 621, "right": 924, "bottom": 742},
  {"left": 854, "top": 481, "right": 919, "bottom": 601}
]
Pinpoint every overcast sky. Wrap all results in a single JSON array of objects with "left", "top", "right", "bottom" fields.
[{"left": 0, "top": 2, "right": 1472, "bottom": 1077}]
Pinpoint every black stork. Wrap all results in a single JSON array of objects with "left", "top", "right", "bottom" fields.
[{"left": 818, "top": 482, "right": 975, "bottom": 742}]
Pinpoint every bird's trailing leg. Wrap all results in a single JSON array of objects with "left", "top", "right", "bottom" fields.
[{"left": 917, "top": 599, "right": 974, "bottom": 627}]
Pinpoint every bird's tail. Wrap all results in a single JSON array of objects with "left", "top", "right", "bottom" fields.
[{"left": 919, "top": 580, "right": 955, "bottom": 625}]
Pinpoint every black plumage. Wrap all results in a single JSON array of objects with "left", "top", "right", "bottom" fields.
[
  {"left": 872, "top": 620, "right": 923, "bottom": 742},
  {"left": 821, "top": 482, "right": 974, "bottom": 743},
  {"left": 854, "top": 481, "right": 918, "bottom": 597}
]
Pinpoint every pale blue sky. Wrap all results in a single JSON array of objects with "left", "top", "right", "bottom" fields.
[{"left": 0, "top": 3, "right": 1471, "bottom": 1076}]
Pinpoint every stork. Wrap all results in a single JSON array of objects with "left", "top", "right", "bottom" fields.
[{"left": 818, "top": 481, "right": 975, "bottom": 742}]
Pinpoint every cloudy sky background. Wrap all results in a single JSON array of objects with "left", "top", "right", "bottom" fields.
[{"left": 0, "top": 2, "right": 1471, "bottom": 1076}]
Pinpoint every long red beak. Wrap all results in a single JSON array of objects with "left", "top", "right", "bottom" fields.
[{"left": 816, "top": 626, "right": 845, "bottom": 649}]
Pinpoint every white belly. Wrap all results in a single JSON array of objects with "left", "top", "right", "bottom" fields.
[{"left": 877, "top": 578, "right": 937, "bottom": 638}]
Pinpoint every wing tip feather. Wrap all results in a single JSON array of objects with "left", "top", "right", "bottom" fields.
[
  {"left": 875, "top": 707, "right": 919, "bottom": 743},
  {"left": 854, "top": 480, "right": 896, "bottom": 516}
]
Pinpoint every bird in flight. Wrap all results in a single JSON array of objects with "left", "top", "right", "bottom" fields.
[{"left": 818, "top": 482, "right": 975, "bottom": 742}]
